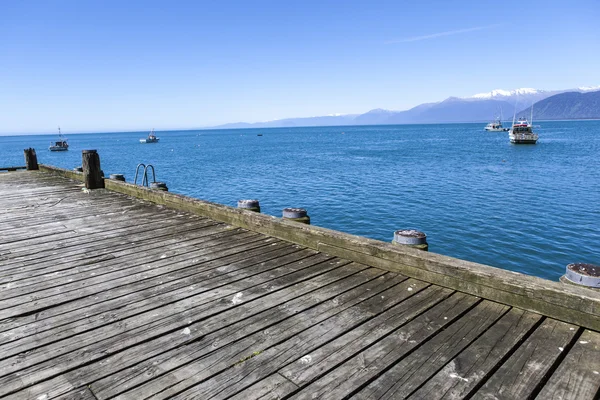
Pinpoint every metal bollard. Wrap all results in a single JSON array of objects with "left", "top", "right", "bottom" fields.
[
  {"left": 392, "top": 229, "right": 428, "bottom": 251},
  {"left": 151, "top": 181, "right": 168, "bottom": 191},
  {"left": 238, "top": 199, "right": 261, "bottom": 213},
  {"left": 282, "top": 208, "right": 310, "bottom": 224},
  {"left": 560, "top": 263, "right": 600, "bottom": 290},
  {"left": 109, "top": 174, "right": 125, "bottom": 182}
]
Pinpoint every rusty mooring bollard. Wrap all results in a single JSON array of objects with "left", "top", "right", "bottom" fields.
[
  {"left": 392, "top": 229, "right": 428, "bottom": 251},
  {"left": 282, "top": 208, "right": 310, "bottom": 224},
  {"left": 560, "top": 263, "right": 600, "bottom": 290},
  {"left": 238, "top": 200, "right": 261, "bottom": 213}
]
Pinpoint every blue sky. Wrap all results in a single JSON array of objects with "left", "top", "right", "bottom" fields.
[{"left": 1, "top": 0, "right": 598, "bottom": 133}]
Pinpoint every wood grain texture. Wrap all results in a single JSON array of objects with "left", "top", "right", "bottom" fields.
[
  {"left": 535, "top": 329, "right": 600, "bottom": 400},
  {"left": 0, "top": 168, "right": 596, "bottom": 400},
  {"left": 409, "top": 308, "right": 543, "bottom": 400},
  {"left": 228, "top": 374, "right": 299, "bottom": 400},
  {"left": 471, "top": 318, "right": 579, "bottom": 400}
]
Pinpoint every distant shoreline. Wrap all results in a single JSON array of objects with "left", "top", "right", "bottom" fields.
[{"left": 2, "top": 118, "right": 599, "bottom": 137}]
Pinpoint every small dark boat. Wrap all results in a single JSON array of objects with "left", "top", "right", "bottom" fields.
[
  {"left": 49, "top": 127, "right": 69, "bottom": 151},
  {"left": 140, "top": 129, "right": 159, "bottom": 143}
]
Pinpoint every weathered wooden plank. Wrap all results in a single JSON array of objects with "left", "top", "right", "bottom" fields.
[
  {"left": 0, "top": 256, "right": 352, "bottom": 396},
  {"left": 0, "top": 212, "right": 213, "bottom": 264},
  {"left": 0, "top": 201, "right": 164, "bottom": 230},
  {"left": 0, "top": 184, "right": 140, "bottom": 206},
  {"left": 0, "top": 186, "right": 138, "bottom": 207},
  {"left": 354, "top": 303, "right": 515, "bottom": 399},
  {"left": 143, "top": 278, "right": 440, "bottom": 400},
  {"left": 0, "top": 238, "right": 297, "bottom": 339},
  {"left": 0, "top": 224, "right": 76, "bottom": 247},
  {"left": 0, "top": 203, "right": 186, "bottom": 245},
  {"left": 0, "top": 242, "right": 304, "bottom": 354},
  {"left": 409, "top": 308, "right": 543, "bottom": 399},
  {"left": 0, "top": 185, "right": 170, "bottom": 220},
  {"left": 92, "top": 267, "right": 391, "bottom": 399},
  {"left": 0, "top": 184, "right": 80, "bottom": 198},
  {"left": 0, "top": 219, "right": 227, "bottom": 283},
  {"left": 0, "top": 196, "right": 179, "bottom": 228},
  {"left": 0, "top": 197, "right": 166, "bottom": 232},
  {"left": 471, "top": 318, "right": 579, "bottom": 400},
  {"left": 0, "top": 218, "right": 227, "bottom": 280},
  {"left": 0, "top": 194, "right": 91, "bottom": 215},
  {"left": 11, "top": 264, "right": 385, "bottom": 399},
  {"left": 0, "top": 231, "right": 266, "bottom": 319},
  {"left": 53, "top": 386, "right": 99, "bottom": 400},
  {"left": 279, "top": 284, "right": 452, "bottom": 387},
  {"left": 286, "top": 295, "right": 487, "bottom": 400},
  {"left": 0, "top": 227, "right": 259, "bottom": 296},
  {"left": 535, "top": 329, "right": 600, "bottom": 400},
  {"left": 0, "top": 210, "right": 198, "bottom": 255},
  {"left": 228, "top": 374, "right": 299, "bottom": 400},
  {"left": 0, "top": 192, "right": 136, "bottom": 217},
  {"left": 0, "top": 222, "right": 242, "bottom": 292}
]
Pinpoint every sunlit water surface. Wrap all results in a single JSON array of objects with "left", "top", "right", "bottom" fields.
[{"left": 2, "top": 121, "right": 599, "bottom": 280}]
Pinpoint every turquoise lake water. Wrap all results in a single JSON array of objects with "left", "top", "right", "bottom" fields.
[{"left": 1, "top": 121, "right": 599, "bottom": 281}]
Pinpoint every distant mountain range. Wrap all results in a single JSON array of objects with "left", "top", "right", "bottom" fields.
[
  {"left": 211, "top": 86, "right": 600, "bottom": 129},
  {"left": 518, "top": 90, "right": 600, "bottom": 120}
]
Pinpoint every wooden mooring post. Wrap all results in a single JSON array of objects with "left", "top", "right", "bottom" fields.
[
  {"left": 23, "top": 148, "right": 39, "bottom": 170},
  {"left": 82, "top": 149, "right": 104, "bottom": 189}
]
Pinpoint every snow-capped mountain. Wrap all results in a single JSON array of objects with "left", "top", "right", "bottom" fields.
[
  {"left": 211, "top": 85, "right": 600, "bottom": 129},
  {"left": 463, "top": 88, "right": 564, "bottom": 105},
  {"left": 463, "top": 86, "right": 600, "bottom": 106},
  {"left": 468, "top": 88, "right": 542, "bottom": 99},
  {"left": 578, "top": 85, "right": 600, "bottom": 92}
]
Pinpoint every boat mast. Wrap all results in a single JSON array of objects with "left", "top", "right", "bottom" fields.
[
  {"left": 512, "top": 100, "right": 517, "bottom": 126},
  {"left": 530, "top": 102, "right": 534, "bottom": 125}
]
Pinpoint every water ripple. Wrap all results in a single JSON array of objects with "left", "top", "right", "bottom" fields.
[{"left": 2, "top": 121, "right": 599, "bottom": 281}]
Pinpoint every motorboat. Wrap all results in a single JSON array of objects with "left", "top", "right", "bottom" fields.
[
  {"left": 509, "top": 117, "right": 539, "bottom": 144},
  {"left": 140, "top": 129, "right": 159, "bottom": 143},
  {"left": 49, "top": 127, "right": 69, "bottom": 151},
  {"left": 484, "top": 119, "right": 509, "bottom": 132}
]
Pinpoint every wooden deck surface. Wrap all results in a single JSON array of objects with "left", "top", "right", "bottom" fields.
[{"left": 1, "top": 171, "right": 599, "bottom": 400}]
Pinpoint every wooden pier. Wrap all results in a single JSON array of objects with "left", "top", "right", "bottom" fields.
[{"left": 1, "top": 167, "right": 600, "bottom": 399}]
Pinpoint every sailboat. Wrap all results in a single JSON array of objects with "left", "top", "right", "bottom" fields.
[{"left": 49, "top": 127, "right": 69, "bottom": 151}]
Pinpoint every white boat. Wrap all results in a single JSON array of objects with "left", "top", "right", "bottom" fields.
[
  {"left": 49, "top": 127, "right": 69, "bottom": 151},
  {"left": 485, "top": 108, "right": 509, "bottom": 131},
  {"left": 509, "top": 117, "right": 539, "bottom": 144},
  {"left": 484, "top": 119, "right": 509, "bottom": 132},
  {"left": 140, "top": 129, "right": 159, "bottom": 144}
]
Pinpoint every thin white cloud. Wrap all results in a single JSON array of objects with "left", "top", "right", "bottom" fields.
[{"left": 386, "top": 24, "right": 501, "bottom": 44}]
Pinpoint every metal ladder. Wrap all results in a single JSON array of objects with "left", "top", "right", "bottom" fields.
[
  {"left": 134, "top": 164, "right": 168, "bottom": 191},
  {"left": 134, "top": 163, "right": 156, "bottom": 187}
]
